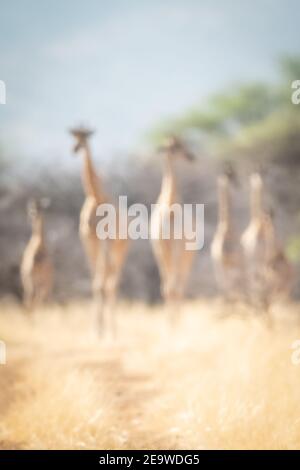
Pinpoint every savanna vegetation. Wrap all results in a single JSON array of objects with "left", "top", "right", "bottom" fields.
[
  {"left": 1, "top": 56, "right": 300, "bottom": 450},
  {"left": 1, "top": 300, "right": 300, "bottom": 450}
]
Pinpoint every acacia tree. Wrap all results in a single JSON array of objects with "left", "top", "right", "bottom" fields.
[{"left": 148, "top": 56, "right": 300, "bottom": 165}]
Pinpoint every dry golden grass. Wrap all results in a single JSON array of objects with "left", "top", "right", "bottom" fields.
[{"left": 1, "top": 299, "right": 300, "bottom": 449}]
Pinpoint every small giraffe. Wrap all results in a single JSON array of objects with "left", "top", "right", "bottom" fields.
[
  {"left": 210, "top": 173, "right": 245, "bottom": 300},
  {"left": 260, "top": 210, "right": 294, "bottom": 305},
  {"left": 20, "top": 199, "right": 53, "bottom": 310},
  {"left": 241, "top": 173, "right": 293, "bottom": 310},
  {"left": 70, "top": 127, "right": 129, "bottom": 335},
  {"left": 150, "top": 136, "right": 196, "bottom": 322}
]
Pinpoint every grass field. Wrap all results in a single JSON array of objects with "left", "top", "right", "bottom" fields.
[{"left": 1, "top": 299, "right": 300, "bottom": 450}]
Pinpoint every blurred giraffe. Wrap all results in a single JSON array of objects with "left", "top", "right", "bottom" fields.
[
  {"left": 241, "top": 173, "right": 293, "bottom": 313},
  {"left": 211, "top": 172, "right": 245, "bottom": 301},
  {"left": 259, "top": 209, "right": 294, "bottom": 306},
  {"left": 20, "top": 199, "right": 53, "bottom": 310},
  {"left": 70, "top": 127, "right": 129, "bottom": 335},
  {"left": 150, "top": 136, "right": 196, "bottom": 322}
]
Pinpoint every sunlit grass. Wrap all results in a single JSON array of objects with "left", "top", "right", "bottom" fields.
[{"left": 0, "top": 299, "right": 300, "bottom": 449}]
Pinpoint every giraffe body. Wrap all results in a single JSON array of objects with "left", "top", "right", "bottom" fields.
[
  {"left": 211, "top": 175, "right": 245, "bottom": 300},
  {"left": 150, "top": 137, "right": 196, "bottom": 318},
  {"left": 20, "top": 201, "right": 53, "bottom": 310},
  {"left": 70, "top": 127, "right": 129, "bottom": 335},
  {"left": 241, "top": 173, "right": 293, "bottom": 309},
  {"left": 79, "top": 195, "right": 99, "bottom": 273}
]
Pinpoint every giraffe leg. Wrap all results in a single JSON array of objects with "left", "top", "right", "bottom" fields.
[
  {"left": 152, "top": 240, "right": 173, "bottom": 302},
  {"left": 160, "top": 262, "right": 183, "bottom": 327},
  {"left": 105, "top": 261, "right": 124, "bottom": 340},
  {"left": 107, "top": 239, "right": 129, "bottom": 339},
  {"left": 97, "top": 291, "right": 106, "bottom": 336},
  {"left": 166, "top": 294, "right": 181, "bottom": 328},
  {"left": 94, "top": 278, "right": 119, "bottom": 339},
  {"left": 167, "top": 240, "right": 195, "bottom": 325},
  {"left": 92, "top": 276, "right": 107, "bottom": 336},
  {"left": 24, "top": 291, "right": 34, "bottom": 312},
  {"left": 105, "top": 286, "right": 118, "bottom": 340},
  {"left": 163, "top": 271, "right": 183, "bottom": 328},
  {"left": 34, "top": 282, "right": 50, "bottom": 309},
  {"left": 23, "top": 280, "right": 35, "bottom": 313},
  {"left": 261, "top": 293, "right": 274, "bottom": 329}
]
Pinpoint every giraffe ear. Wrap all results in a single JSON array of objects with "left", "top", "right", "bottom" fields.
[
  {"left": 86, "top": 129, "right": 95, "bottom": 138},
  {"left": 69, "top": 127, "right": 95, "bottom": 139}
]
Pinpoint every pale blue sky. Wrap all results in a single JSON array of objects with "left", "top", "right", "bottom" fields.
[{"left": 0, "top": 0, "right": 299, "bottom": 163}]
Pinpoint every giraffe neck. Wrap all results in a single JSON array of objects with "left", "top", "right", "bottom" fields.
[
  {"left": 159, "top": 153, "right": 177, "bottom": 205},
  {"left": 32, "top": 215, "right": 45, "bottom": 246},
  {"left": 81, "top": 142, "right": 107, "bottom": 204},
  {"left": 218, "top": 177, "right": 231, "bottom": 227}
]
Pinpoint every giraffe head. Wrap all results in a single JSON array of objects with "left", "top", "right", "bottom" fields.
[
  {"left": 222, "top": 161, "right": 238, "bottom": 186},
  {"left": 158, "top": 135, "right": 195, "bottom": 161},
  {"left": 69, "top": 127, "right": 94, "bottom": 154},
  {"left": 27, "top": 198, "right": 50, "bottom": 224},
  {"left": 27, "top": 199, "right": 40, "bottom": 220},
  {"left": 27, "top": 199, "right": 43, "bottom": 234}
]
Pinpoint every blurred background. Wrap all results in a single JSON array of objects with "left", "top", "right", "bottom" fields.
[{"left": 1, "top": 0, "right": 300, "bottom": 303}]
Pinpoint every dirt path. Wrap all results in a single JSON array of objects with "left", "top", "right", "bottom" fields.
[
  {"left": 0, "top": 323, "right": 164, "bottom": 449},
  {"left": 2, "top": 302, "right": 300, "bottom": 449}
]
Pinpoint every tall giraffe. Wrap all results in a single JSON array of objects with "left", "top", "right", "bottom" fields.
[
  {"left": 70, "top": 127, "right": 129, "bottom": 335},
  {"left": 150, "top": 136, "right": 196, "bottom": 321},
  {"left": 20, "top": 199, "right": 53, "bottom": 310},
  {"left": 241, "top": 173, "right": 293, "bottom": 309},
  {"left": 210, "top": 173, "right": 244, "bottom": 300},
  {"left": 259, "top": 209, "right": 294, "bottom": 305}
]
